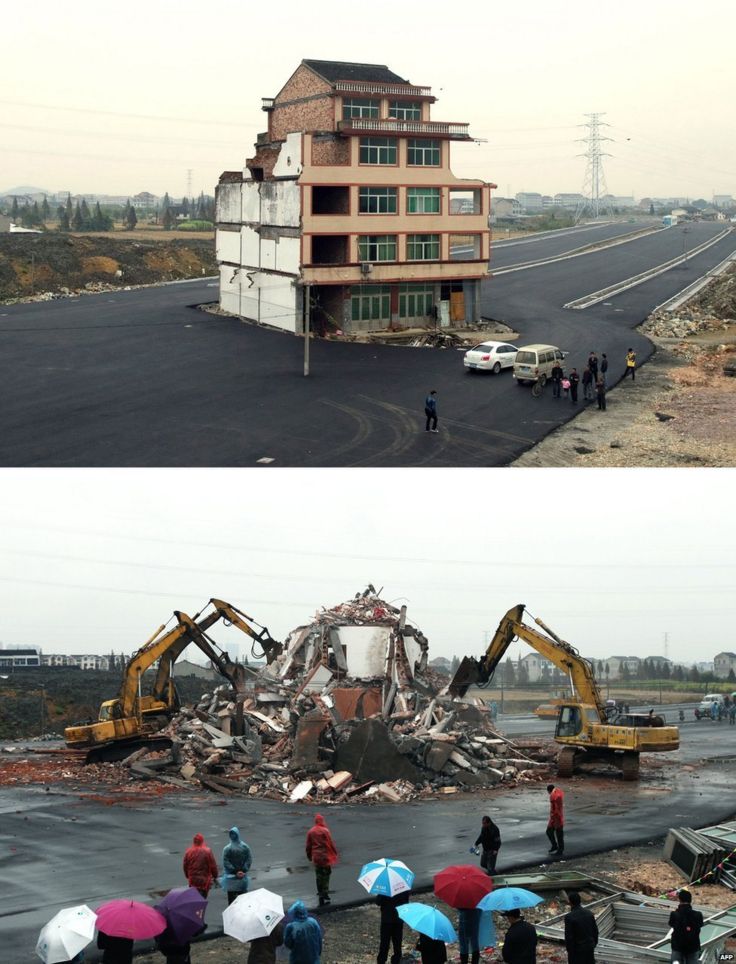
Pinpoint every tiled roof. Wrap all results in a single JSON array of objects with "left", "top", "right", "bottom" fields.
[{"left": 302, "top": 59, "right": 409, "bottom": 85}]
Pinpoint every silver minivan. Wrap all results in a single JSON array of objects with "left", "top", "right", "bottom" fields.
[{"left": 513, "top": 344, "right": 564, "bottom": 387}]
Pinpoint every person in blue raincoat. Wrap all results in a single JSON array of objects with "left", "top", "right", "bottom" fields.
[
  {"left": 222, "top": 826, "right": 252, "bottom": 905},
  {"left": 283, "top": 900, "right": 322, "bottom": 964}
]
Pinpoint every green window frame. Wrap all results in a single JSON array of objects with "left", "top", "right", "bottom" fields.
[
  {"left": 360, "top": 137, "right": 397, "bottom": 165},
  {"left": 351, "top": 285, "right": 391, "bottom": 322},
  {"left": 358, "top": 235, "right": 397, "bottom": 262},
  {"left": 407, "top": 234, "right": 440, "bottom": 260},
  {"left": 399, "top": 283, "right": 434, "bottom": 319},
  {"left": 389, "top": 100, "right": 421, "bottom": 120},
  {"left": 342, "top": 98, "right": 379, "bottom": 119},
  {"left": 359, "top": 187, "right": 398, "bottom": 214},
  {"left": 407, "top": 138, "right": 441, "bottom": 166},
  {"left": 407, "top": 187, "right": 441, "bottom": 214}
]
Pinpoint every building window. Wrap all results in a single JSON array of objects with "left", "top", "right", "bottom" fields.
[
  {"left": 407, "top": 138, "right": 440, "bottom": 166},
  {"left": 358, "top": 235, "right": 397, "bottom": 262},
  {"left": 399, "top": 283, "right": 434, "bottom": 319},
  {"left": 407, "top": 234, "right": 440, "bottom": 260},
  {"left": 407, "top": 187, "right": 440, "bottom": 214},
  {"left": 342, "top": 98, "right": 379, "bottom": 119},
  {"left": 359, "top": 187, "right": 398, "bottom": 214},
  {"left": 389, "top": 100, "right": 421, "bottom": 120},
  {"left": 351, "top": 285, "right": 391, "bottom": 322},
  {"left": 360, "top": 137, "right": 397, "bottom": 165}
]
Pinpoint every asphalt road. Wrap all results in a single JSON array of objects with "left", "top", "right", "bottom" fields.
[
  {"left": 1, "top": 223, "right": 734, "bottom": 467},
  {"left": 2, "top": 717, "right": 736, "bottom": 964}
]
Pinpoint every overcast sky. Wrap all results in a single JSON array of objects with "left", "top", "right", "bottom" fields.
[
  {"left": 1, "top": 0, "right": 734, "bottom": 200},
  {"left": 0, "top": 468, "right": 733, "bottom": 667}
]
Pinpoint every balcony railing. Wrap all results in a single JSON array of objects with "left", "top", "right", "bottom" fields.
[
  {"left": 338, "top": 118, "right": 471, "bottom": 138},
  {"left": 334, "top": 81, "right": 432, "bottom": 97}
]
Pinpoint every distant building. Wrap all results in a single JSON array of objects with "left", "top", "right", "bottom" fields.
[
  {"left": 713, "top": 195, "right": 734, "bottom": 210},
  {"left": 605, "top": 656, "right": 641, "bottom": 679},
  {"left": 41, "top": 653, "right": 109, "bottom": 670},
  {"left": 554, "top": 193, "right": 586, "bottom": 209},
  {"left": 714, "top": 652, "right": 736, "bottom": 678},
  {"left": 519, "top": 653, "right": 567, "bottom": 683},
  {"left": 0, "top": 646, "right": 41, "bottom": 668},
  {"left": 490, "top": 197, "right": 521, "bottom": 221},
  {"left": 0, "top": 214, "right": 11, "bottom": 232},
  {"left": 132, "top": 191, "right": 158, "bottom": 209},
  {"left": 516, "top": 192, "right": 544, "bottom": 212},
  {"left": 175, "top": 659, "right": 217, "bottom": 680}
]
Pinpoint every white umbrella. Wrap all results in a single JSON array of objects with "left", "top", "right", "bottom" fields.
[
  {"left": 36, "top": 905, "right": 97, "bottom": 964},
  {"left": 222, "top": 888, "right": 284, "bottom": 943}
]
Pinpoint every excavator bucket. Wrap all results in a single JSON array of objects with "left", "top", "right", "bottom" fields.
[{"left": 447, "top": 656, "right": 482, "bottom": 698}]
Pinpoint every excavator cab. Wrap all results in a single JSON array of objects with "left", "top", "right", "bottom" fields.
[{"left": 555, "top": 704, "right": 584, "bottom": 738}]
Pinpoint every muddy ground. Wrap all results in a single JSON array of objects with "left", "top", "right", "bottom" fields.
[
  {"left": 134, "top": 837, "right": 736, "bottom": 963},
  {"left": 0, "top": 233, "right": 216, "bottom": 301}
]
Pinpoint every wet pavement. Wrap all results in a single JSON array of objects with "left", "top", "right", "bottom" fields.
[{"left": 2, "top": 718, "right": 736, "bottom": 962}]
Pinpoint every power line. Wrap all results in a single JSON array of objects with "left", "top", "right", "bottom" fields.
[
  {"left": 575, "top": 113, "right": 614, "bottom": 222},
  {"left": 0, "top": 98, "right": 257, "bottom": 129}
]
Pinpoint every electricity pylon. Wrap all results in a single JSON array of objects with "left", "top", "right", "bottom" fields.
[{"left": 575, "top": 113, "right": 614, "bottom": 223}]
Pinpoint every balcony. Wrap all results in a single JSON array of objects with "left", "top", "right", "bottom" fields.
[
  {"left": 301, "top": 260, "right": 488, "bottom": 286},
  {"left": 337, "top": 118, "right": 471, "bottom": 140},
  {"left": 334, "top": 81, "right": 433, "bottom": 98}
]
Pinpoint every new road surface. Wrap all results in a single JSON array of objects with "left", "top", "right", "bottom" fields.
[
  {"left": 1, "top": 711, "right": 735, "bottom": 963},
  {"left": 1, "top": 220, "right": 734, "bottom": 466}
]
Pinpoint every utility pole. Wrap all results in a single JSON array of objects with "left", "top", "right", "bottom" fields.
[
  {"left": 575, "top": 113, "right": 614, "bottom": 223},
  {"left": 663, "top": 632, "right": 669, "bottom": 660},
  {"left": 186, "top": 169, "right": 193, "bottom": 203},
  {"left": 303, "top": 283, "right": 311, "bottom": 377}
]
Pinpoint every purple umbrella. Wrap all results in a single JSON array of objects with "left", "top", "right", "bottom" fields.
[{"left": 155, "top": 887, "right": 208, "bottom": 943}]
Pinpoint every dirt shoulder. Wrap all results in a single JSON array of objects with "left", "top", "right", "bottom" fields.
[
  {"left": 0, "top": 233, "right": 216, "bottom": 302},
  {"left": 133, "top": 835, "right": 736, "bottom": 964}
]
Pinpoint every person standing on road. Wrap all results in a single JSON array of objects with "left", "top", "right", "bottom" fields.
[
  {"left": 668, "top": 889, "right": 703, "bottom": 964},
  {"left": 600, "top": 354, "right": 608, "bottom": 384},
  {"left": 306, "top": 813, "right": 338, "bottom": 906},
  {"left": 564, "top": 892, "right": 598, "bottom": 964},
  {"left": 283, "top": 900, "right": 323, "bottom": 964},
  {"left": 376, "top": 890, "right": 409, "bottom": 964},
  {"left": 551, "top": 360, "right": 564, "bottom": 399},
  {"left": 97, "top": 933, "right": 134, "bottom": 964},
  {"left": 222, "top": 826, "right": 252, "bottom": 906},
  {"left": 424, "top": 390, "right": 439, "bottom": 433},
  {"left": 416, "top": 933, "right": 448, "bottom": 963},
  {"left": 730, "top": 703, "right": 736, "bottom": 725},
  {"left": 183, "top": 832, "right": 218, "bottom": 898},
  {"left": 546, "top": 784, "right": 565, "bottom": 856},
  {"left": 568, "top": 369, "right": 580, "bottom": 405},
  {"left": 458, "top": 906, "right": 482, "bottom": 964},
  {"left": 625, "top": 349, "right": 637, "bottom": 380},
  {"left": 588, "top": 352, "right": 599, "bottom": 382},
  {"left": 596, "top": 376, "right": 606, "bottom": 411},
  {"left": 582, "top": 367, "right": 593, "bottom": 401},
  {"left": 475, "top": 815, "right": 501, "bottom": 875},
  {"left": 501, "top": 909, "right": 537, "bottom": 964}
]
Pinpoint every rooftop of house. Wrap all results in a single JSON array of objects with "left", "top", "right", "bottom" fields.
[{"left": 302, "top": 59, "right": 410, "bottom": 86}]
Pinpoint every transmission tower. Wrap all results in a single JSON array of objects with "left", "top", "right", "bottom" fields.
[
  {"left": 575, "top": 113, "right": 614, "bottom": 223},
  {"left": 186, "top": 168, "right": 193, "bottom": 201}
]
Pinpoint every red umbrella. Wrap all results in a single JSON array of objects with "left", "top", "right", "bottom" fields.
[
  {"left": 433, "top": 864, "right": 494, "bottom": 909},
  {"left": 95, "top": 900, "right": 166, "bottom": 940}
]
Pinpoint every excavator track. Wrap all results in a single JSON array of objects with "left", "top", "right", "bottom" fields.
[
  {"left": 620, "top": 751, "right": 640, "bottom": 781},
  {"left": 557, "top": 746, "right": 577, "bottom": 778},
  {"left": 86, "top": 736, "right": 173, "bottom": 765}
]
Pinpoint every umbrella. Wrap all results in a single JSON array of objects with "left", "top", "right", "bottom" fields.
[
  {"left": 36, "top": 905, "right": 97, "bottom": 964},
  {"left": 477, "top": 887, "right": 543, "bottom": 912},
  {"left": 397, "top": 903, "right": 457, "bottom": 943},
  {"left": 433, "top": 865, "right": 494, "bottom": 909},
  {"left": 155, "top": 887, "right": 208, "bottom": 943},
  {"left": 95, "top": 900, "right": 166, "bottom": 940},
  {"left": 222, "top": 888, "right": 284, "bottom": 943},
  {"left": 358, "top": 858, "right": 415, "bottom": 897}
]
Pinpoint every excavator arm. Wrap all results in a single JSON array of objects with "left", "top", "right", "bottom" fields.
[{"left": 447, "top": 604, "right": 607, "bottom": 721}]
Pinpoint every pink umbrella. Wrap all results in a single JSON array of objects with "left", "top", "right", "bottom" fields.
[{"left": 95, "top": 900, "right": 166, "bottom": 940}]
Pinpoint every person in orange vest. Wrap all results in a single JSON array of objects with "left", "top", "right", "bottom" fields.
[
  {"left": 183, "top": 832, "right": 219, "bottom": 898},
  {"left": 546, "top": 784, "right": 565, "bottom": 856}
]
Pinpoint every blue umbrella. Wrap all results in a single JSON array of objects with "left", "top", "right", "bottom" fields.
[
  {"left": 358, "top": 858, "right": 415, "bottom": 897},
  {"left": 476, "top": 887, "right": 543, "bottom": 912},
  {"left": 397, "top": 903, "right": 457, "bottom": 943}
]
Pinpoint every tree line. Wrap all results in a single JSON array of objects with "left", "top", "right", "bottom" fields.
[{"left": 3, "top": 191, "right": 215, "bottom": 232}]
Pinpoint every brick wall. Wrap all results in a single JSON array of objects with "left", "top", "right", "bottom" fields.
[
  {"left": 271, "top": 64, "right": 335, "bottom": 140},
  {"left": 246, "top": 145, "right": 282, "bottom": 180},
  {"left": 311, "top": 136, "right": 351, "bottom": 167}
]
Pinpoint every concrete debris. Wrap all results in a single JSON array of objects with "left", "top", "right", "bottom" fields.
[
  {"left": 110, "top": 588, "right": 557, "bottom": 802},
  {"left": 642, "top": 304, "right": 735, "bottom": 340}
]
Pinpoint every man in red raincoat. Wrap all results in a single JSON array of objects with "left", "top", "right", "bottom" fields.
[
  {"left": 546, "top": 784, "right": 564, "bottom": 856},
  {"left": 183, "top": 832, "right": 219, "bottom": 897},
  {"left": 305, "top": 813, "right": 338, "bottom": 906}
]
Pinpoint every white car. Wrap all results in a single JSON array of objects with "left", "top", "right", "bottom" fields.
[{"left": 463, "top": 341, "right": 518, "bottom": 375}]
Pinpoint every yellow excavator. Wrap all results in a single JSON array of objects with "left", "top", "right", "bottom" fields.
[
  {"left": 64, "top": 598, "right": 281, "bottom": 762},
  {"left": 448, "top": 604, "right": 679, "bottom": 781}
]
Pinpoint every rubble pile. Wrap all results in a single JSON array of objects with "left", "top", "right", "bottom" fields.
[
  {"left": 130, "top": 588, "right": 556, "bottom": 802},
  {"left": 642, "top": 305, "right": 734, "bottom": 339}
]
